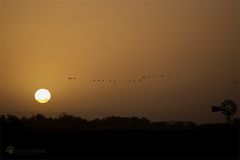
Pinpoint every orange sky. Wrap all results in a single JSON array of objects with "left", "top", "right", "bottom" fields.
[{"left": 0, "top": 0, "right": 239, "bottom": 123}]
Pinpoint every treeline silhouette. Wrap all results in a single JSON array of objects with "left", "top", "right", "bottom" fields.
[
  {"left": 1, "top": 113, "right": 239, "bottom": 159},
  {"left": 1, "top": 113, "right": 239, "bottom": 131}
]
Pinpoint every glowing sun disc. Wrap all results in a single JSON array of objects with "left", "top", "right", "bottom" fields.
[{"left": 35, "top": 89, "right": 51, "bottom": 103}]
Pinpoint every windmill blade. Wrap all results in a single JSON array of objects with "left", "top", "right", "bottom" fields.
[{"left": 212, "top": 106, "right": 222, "bottom": 112}]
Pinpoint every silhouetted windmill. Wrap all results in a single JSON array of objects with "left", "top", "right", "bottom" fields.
[{"left": 212, "top": 99, "right": 238, "bottom": 121}]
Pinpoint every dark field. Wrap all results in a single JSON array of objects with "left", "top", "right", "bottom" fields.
[{"left": 1, "top": 115, "right": 239, "bottom": 159}]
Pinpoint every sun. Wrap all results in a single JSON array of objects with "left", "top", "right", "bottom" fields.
[{"left": 35, "top": 89, "right": 51, "bottom": 103}]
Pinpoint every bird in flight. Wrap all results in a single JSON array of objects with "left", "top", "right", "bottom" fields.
[
  {"left": 68, "top": 77, "right": 77, "bottom": 80},
  {"left": 229, "top": 80, "right": 239, "bottom": 85}
]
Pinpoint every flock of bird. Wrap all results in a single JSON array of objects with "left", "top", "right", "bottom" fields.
[
  {"left": 68, "top": 75, "right": 239, "bottom": 86},
  {"left": 67, "top": 74, "right": 179, "bottom": 84}
]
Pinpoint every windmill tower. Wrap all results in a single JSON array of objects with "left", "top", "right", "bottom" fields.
[{"left": 212, "top": 99, "right": 238, "bottom": 121}]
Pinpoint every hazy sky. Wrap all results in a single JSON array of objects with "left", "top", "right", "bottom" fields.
[{"left": 1, "top": 0, "right": 239, "bottom": 123}]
